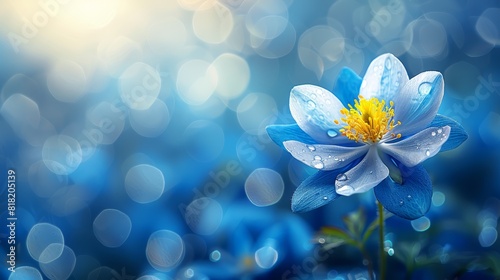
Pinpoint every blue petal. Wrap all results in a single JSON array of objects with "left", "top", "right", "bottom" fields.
[
  {"left": 393, "top": 71, "right": 444, "bottom": 136},
  {"left": 266, "top": 124, "right": 316, "bottom": 150},
  {"left": 428, "top": 114, "right": 468, "bottom": 152},
  {"left": 292, "top": 168, "right": 349, "bottom": 213},
  {"left": 359, "top": 53, "right": 409, "bottom": 102},
  {"left": 289, "top": 85, "right": 345, "bottom": 143},
  {"left": 333, "top": 67, "right": 362, "bottom": 106},
  {"left": 374, "top": 164, "right": 432, "bottom": 220}
]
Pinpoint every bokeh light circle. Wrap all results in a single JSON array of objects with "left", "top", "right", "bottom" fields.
[
  {"left": 476, "top": 8, "right": 500, "bottom": 46},
  {"left": 176, "top": 59, "right": 218, "bottom": 105},
  {"left": 129, "top": 99, "right": 170, "bottom": 137},
  {"left": 8, "top": 266, "right": 43, "bottom": 280},
  {"left": 47, "top": 60, "right": 87, "bottom": 103},
  {"left": 27, "top": 223, "right": 65, "bottom": 263},
  {"left": 254, "top": 246, "right": 278, "bottom": 269},
  {"left": 42, "top": 135, "right": 83, "bottom": 175},
  {"left": 245, "top": 168, "right": 284, "bottom": 207},
  {"left": 146, "top": 230, "right": 185, "bottom": 272},
  {"left": 119, "top": 62, "right": 161, "bottom": 110},
  {"left": 93, "top": 209, "right": 132, "bottom": 248},
  {"left": 403, "top": 18, "right": 447, "bottom": 58},
  {"left": 212, "top": 53, "right": 250, "bottom": 100},
  {"left": 39, "top": 245, "right": 76, "bottom": 280},
  {"left": 192, "top": 2, "right": 233, "bottom": 44},
  {"left": 411, "top": 216, "right": 431, "bottom": 232},
  {"left": 125, "top": 164, "right": 165, "bottom": 203},
  {"left": 185, "top": 197, "right": 223, "bottom": 235}
]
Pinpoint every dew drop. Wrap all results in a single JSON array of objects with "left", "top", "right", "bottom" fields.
[
  {"left": 312, "top": 160, "right": 324, "bottom": 169},
  {"left": 307, "top": 100, "right": 316, "bottom": 110},
  {"left": 314, "top": 155, "right": 322, "bottom": 160},
  {"left": 418, "top": 82, "right": 432, "bottom": 95},
  {"left": 327, "top": 129, "right": 337, "bottom": 138},
  {"left": 399, "top": 200, "right": 404, "bottom": 206},
  {"left": 307, "top": 145, "right": 316, "bottom": 151},
  {"left": 369, "top": 171, "right": 373, "bottom": 174},
  {"left": 431, "top": 131, "right": 436, "bottom": 137},
  {"left": 384, "top": 57, "right": 392, "bottom": 69},
  {"left": 325, "top": 99, "right": 331, "bottom": 105},
  {"left": 407, "top": 195, "right": 412, "bottom": 199},
  {"left": 425, "top": 149, "right": 431, "bottom": 156},
  {"left": 333, "top": 156, "right": 339, "bottom": 161},
  {"left": 416, "top": 144, "right": 420, "bottom": 150},
  {"left": 336, "top": 185, "right": 354, "bottom": 196},
  {"left": 397, "top": 71, "right": 402, "bottom": 78},
  {"left": 318, "top": 115, "right": 324, "bottom": 121},
  {"left": 336, "top": 173, "right": 348, "bottom": 182},
  {"left": 322, "top": 196, "right": 328, "bottom": 200},
  {"left": 437, "top": 128, "right": 443, "bottom": 134},
  {"left": 311, "top": 93, "right": 317, "bottom": 99}
]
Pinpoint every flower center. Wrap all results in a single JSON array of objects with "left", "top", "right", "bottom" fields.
[{"left": 335, "top": 96, "right": 401, "bottom": 144}]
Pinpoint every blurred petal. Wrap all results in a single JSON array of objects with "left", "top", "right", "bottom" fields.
[
  {"left": 393, "top": 72, "right": 444, "bottom": 136},
  {"left": 380, "top": 126, "right": 450, "bottom": 167},
  {"left": 266, "top": 124, "right": 316, "bottom": 150},
  {"left": 359, "top": 53, "right": 409, "bottom": 102},
  {"left": 290, "top": 85, "right": 345, "bottom": 143},
  {"left": 291, "top": 169, "right": 350, "bottom": 213},
  {"left": 428, "top": 114, "right": 468, "bottom": 152},
  {"left": 335, "top": 146, "right": 389, "bottom": 196},
  {"left": 374, "top": 164, "right": 432, "bottom": 220},
  {"left": 283, "top": 140, "right": 368, "bottom": 171},
  {"left": 333, "top": 67, "right": 362, "bottom": 106}
]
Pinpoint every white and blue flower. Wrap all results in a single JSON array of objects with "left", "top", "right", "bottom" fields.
[{"left": 267, "top": 53, "right": 468, "bottom": 220}]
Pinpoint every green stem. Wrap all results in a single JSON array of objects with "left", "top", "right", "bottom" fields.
[{"left": 378, "top": 201, "right": 386, "bottom": 280}]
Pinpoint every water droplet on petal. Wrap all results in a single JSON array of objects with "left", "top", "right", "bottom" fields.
[
  {"left": 307, "top": 100, "right": 316, "bottom": 110},
  {"left": 336, "top": 173, "right": 348, "bottom": 182},
  {"left": 311, "top": 93, "right": 316, "bottom": 99},
  {"left": 307, "top": 145, "right": 316, "bottom": 151},
  {"left": 333, "top": 156, "right": 339, "bottom": 161},
  {"left": 416, "top": 144, "right": 420, "bottom": 150},
  {"left": 437, "top": 128, "right": 443, "bottom": 134},
  {"left": 323, "top": 196, "right": 328, "bottom": 200},
  {"left": 336, "top": 185, "right": 354, "bottom": 196},
  {"left": 407, "top": 195, "right": 412, "bottom": 199},
  {"left": 418, "top": 82, "right": 432, "bottom": 95},
  {"left": 327, "top": 129, "right": 337, "bottom": 138},
  {"left": 312, "top": 160, "right": 324, "bottom": 169},
  {"left": 325, "top": 99, "right": 331, "bottom": 105},
  {"left": 384, "top": 57, "right": 392, "bottom": 69},
  {"left": 431, "top": 131, "right": 436, "bottom": 136},
  {"left": 399, "top": 200, "right": 404, "bottom": 206},
  {"left": 425, "top": 149, "right": 431, "bottom": 156},
  {"left": 314, "top": 155, "right": 322, "bottom": 160},
  {"left": 369, "top": 171, "right": 373, "bottom": 174}
]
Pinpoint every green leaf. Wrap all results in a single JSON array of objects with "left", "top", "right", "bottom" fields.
[
  {"left": 342, "top": 208, "right": 367, "bottom": 239},
  {"left": 319, "top": 226, "right": 358, "bottom": 248}
]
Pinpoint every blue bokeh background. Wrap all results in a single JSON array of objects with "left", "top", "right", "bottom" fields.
[{"left": 0, "top": 0, "right": 499, "bottom": 279}]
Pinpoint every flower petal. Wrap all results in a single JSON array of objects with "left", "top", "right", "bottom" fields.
[
  {"left": 292, "top": 169, "right": 350, "bottom": 213},
  {"left": 359, "top": 53, "right": 409, "bottom": 102},
  {"left": 393, "top": 71, "right": 444, "bottom": 136},
  {"left": 266, "top": 124, "right": 316, "bottom": 150},
  {"left": 334, "top": 146, "right": 389, "bottom": 196},
  {"left": 290, "top": 85, "right": 345, "bottom": 143},
  {"left": 428, "top": 114, "right": 468, "bottom": 152},
  {"left": 374, "top": 164, "right": 432, "bottom": 220},
  {"left": 333, "top": 67, "right": 362, "bottom": 107},
  {"left": 380, "top": 126, "right": 450, "bottom": 167},
  {"left": 283, "top": 140, "right": 368, "bottom": 171}
]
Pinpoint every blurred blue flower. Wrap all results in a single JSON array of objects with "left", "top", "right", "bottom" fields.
[
  {"left": 267, "top": 54, "right": 468, "bottom": 220},
  {"left": 187, "top": 204, "right": 312, "bottom": 279}
]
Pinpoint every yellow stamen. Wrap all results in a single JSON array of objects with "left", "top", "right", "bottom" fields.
[{"left": 336, "top": 96, "right": 400, "bottom": 144}]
